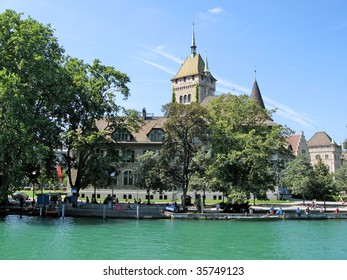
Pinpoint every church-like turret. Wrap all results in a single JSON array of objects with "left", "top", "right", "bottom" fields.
[{"left": 171, "top": 25, "right": 216, "bottom": 104}]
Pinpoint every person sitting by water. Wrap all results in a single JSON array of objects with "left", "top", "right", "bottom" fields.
[
  {"left": 339, "top": 195, "right": 345, "bottom": 205},
  {"left": 295, "top": 207, "right": 301, "bottom": 217},
  {"left": 305, "top": 207, "right": 310, "bottom": 217},
  {"left": 276, "top": 208, "right": 283, "bottom": 215},
  {"left": 269, "top": 206, "right": 275, "bottom": 215}
]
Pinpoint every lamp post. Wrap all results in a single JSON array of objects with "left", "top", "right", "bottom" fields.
[
  {"left": 110, "top": 172, "right": 116, "bottom": 198},
  {"left": 31, "top": 170, "right": 38, "bottom": 205}
]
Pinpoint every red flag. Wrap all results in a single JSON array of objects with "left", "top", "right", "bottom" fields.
[{"left": 57, "top": 165, "right": 63, "bottom": 182}]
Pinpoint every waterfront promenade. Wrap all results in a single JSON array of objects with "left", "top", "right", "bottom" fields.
[{"left": 1, "top": 199, "right": 347, "bottom": 220}]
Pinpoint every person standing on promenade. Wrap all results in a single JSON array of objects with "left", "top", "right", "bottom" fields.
[{"left": 296, "top": 207, "right": 301, "bottom": 217}]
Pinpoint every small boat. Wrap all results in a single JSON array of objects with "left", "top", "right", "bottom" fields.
[{"left": 235, "top": 214, "right": 284, "bottom": 221}]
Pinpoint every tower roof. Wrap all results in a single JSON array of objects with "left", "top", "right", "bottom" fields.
[
  {"left": 171, "top": 53, "right": 216, "bottom": 81},
  {"left": 307, "top": 131, "right": 338, "bottom": 147},
  {"left": 250, "top": 79, "right": 266, "bottom": 109}
]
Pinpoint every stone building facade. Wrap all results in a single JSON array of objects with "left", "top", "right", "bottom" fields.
[
  {"left": 307, "top": 131, "right": 342, "bottom": 173},
  {"left": 171, "top": 27, "right": 216, "bottom": 104}
]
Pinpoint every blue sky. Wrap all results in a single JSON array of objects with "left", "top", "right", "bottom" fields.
[{"left": 1, "top": 0, "right": 347, "bottom": 144}]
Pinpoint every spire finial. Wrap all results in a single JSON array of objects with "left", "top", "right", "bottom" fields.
[
  {"left": 191, "top": 22, "right": 196, "bottom": 57},
  {"left": 204, "top": 52, "right": 210, "bottom": 73},
  {"left": 254, "top": 65, "right": 257, "bottom": 81}
]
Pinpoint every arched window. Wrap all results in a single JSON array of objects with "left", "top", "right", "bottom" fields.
[
  {"left": 184, "top": 95, "right": 187, "bottom": 103},
  {"left": 123, "top": 170, "right": 133, "bottom": 186},
  {"left": 188, "top": 94, "right": 191, "bottom": 103},
  {"left": 149, "top": 129, "right": 164, "bottom": 142},
  {"left": 179, "top": 96, "right": 183, "bottom": 103}
]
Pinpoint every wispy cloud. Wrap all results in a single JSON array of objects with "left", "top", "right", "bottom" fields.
[
  {"left": 199, "top": 7, "right": 224, "bottom": 20},
  {"left": 152, "top": 45, "right": 182, "bottom": 64},
  {"left": 208, "top": 7, "right": 224, "bottom": 14},
  {"left": 264, "top": 96, "right": 317, "bottom": 128},
  {"left": 335, "top": 22, "right": 347, "bottom": 30},
  {"left": 215, "top": 76, "right": 250, "bottom": 95},
  {"left": 136, "top": 45, "right": 317, "bottom": 129},
  {"left": 134, "top": 57, "right": 176, "bottom": 75}
]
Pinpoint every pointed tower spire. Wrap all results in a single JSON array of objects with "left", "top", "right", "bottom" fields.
[
  {"left": 191, "top": 22, "right": 197, "bottom": 57},
  {"left": 250, "top": 77, "right": 265, "bottom": 109},
  {"left": 204, "top": 55, "right": 210, "bottom": 74}
]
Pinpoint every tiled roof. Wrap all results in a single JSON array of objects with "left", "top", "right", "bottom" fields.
[
  {"left": 200, "top": 95, "right": 217, "bottom": 106},
  {"left": 172, "top": 54, "right": 206, "bottom": 80},
  {"left": 132, "top": 117, "right": 167, "bottom": 142},
  {"left": 307, "top": 131, "right": 335, "bottom": 147},
  {"left": 287, "top": 135, "right": 301, "bottom": 153},
  {"left": 95, "top": 117, "right": 167, "bottom": 143}
]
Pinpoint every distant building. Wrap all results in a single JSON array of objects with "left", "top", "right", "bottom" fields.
[
  {"left": 286, "top": 131, "right": 309, "bottom": 156},
  {"left": 171, "top": 26, "right": 216, "bottom": 104},
  {"left": 307, "top": 131, "right": 342, "bottom": 173}
]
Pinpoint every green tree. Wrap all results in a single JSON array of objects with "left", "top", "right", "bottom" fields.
[
  {"left": 0, "top": 10, "right": 67, "bottom": 204},
  {"left": 313, "top": 157, "right": 335, "bottom": 201},
  {"left": 133, "top": 150, "right": 164, "bottom": 204},
  {"left": 334, "top": 162, "right": 347, "bottom": 194},
  {"left": 190, "top": 149, "right": 212, "bottom": 205},
  {"left": 207, "top": 94, "right": 291, "bottom": 202},
  {"left": 279, "top": 153, "right": 316, "bottom": 204},
  {"left": 62, "top": 57, "right": 137, "bottom": 196},
  {"left": 194, "top": 83, "right": 199, "bottom": 103},
  {"left": 160, "top": 102, "right": 210, "bottom": 210},
  {"left": 171, "top": 85, "right": 176, "bottom": 103}
]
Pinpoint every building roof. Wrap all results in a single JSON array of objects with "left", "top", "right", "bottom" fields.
[
  {"left": 307, "top": 131, "right": 337, "bottom": 147},
  {"left": 199, "top": 95, "right": 217, "bottom": 106},
  {"left": 95, "top": 116, "right": 167, "bottom": 144},
  {"left": 250, "top": 79, "right": 265, "bottom": 109},
  {"left": 287, "top": 135, "right": 301, "bottom": 153},
  {"left": 132, "top": 117, "right": 167, "bottom": 142},
  {"left": 171, "top": 54, "right": 206, "bottom": 80}
]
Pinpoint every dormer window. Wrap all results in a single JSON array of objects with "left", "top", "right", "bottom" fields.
[
  {"left": 112, "top": 128, "right": 131, "bottom": 142},
  {"left": 149, "top": 129, "right": 164, "bottom": 142}
]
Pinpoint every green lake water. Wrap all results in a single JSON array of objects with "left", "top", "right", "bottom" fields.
[{"left": 1, "top": 215, "right": 346, "bottom": 260}]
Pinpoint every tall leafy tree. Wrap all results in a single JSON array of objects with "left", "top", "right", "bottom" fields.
[
  {"left": 279, "top": 153, "right": 316, "bottom": 204},
  {"left": 62, "top": 57, "right": 137, "bottom": 195},
  {"left": 334, "top": 162, "right": 347, "bottom": 194},
  {"left": 133, "top": 150, "right": 163, "bottom": 204},
  {"left": 207, "top": 94, "right": 291, "bottom": 201},
  {"left": 313, "top": 157, "right": 335, "bottom": 200},
  {"left": 160, "top": 102, "right": 210, "bottom": 210},
  {"left": 0, "top": 10, "right": 67, "bottom": 203},
  {"left": 190, "top": 149, "right": 212, "bottom": 205}
]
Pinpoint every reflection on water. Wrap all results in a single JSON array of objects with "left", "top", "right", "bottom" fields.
[{"left": 1, "top": 215, "right": 347, "bottom": 260}]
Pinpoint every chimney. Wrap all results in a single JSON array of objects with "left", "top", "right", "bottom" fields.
[{"left": 142, "top": 108, "right": 147, "bottom": 120}]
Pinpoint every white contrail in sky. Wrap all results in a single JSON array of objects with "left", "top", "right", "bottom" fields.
[{"left": 137, "top": 45, "right": 317, "bottom": 129}]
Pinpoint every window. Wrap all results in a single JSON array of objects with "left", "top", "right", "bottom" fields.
[
  {"left": 93, "top": 148, "right": 105, "bottom": 157},
  {"left": 112, "top": 129, "right": 131, "bottom": 141},
  {"left": 123, "top": 149, "right": 135, "bottom": 162},
  {"left": 179, "top": 96, "right": 183, "bottom": 103},
  {"left": 108, "top": 149, "right": 120, "bottom": 162},
  {"left": 123, "top": 170, "right": 133, "bottom": 186},
  {"left": 184, "top": 95, "right": 187, "bottom": 103},
  {"left": 188, "top": 94, "right": 191, "bottom": 103},
  {"left": 315, "top": 155, "right": 321, "bottom": 160},
  {"left": 325, "top": 155, "right": 329, "bottom": 159},
  {"left": 149, "top": 129, "right": 164, "bottom": 142}
]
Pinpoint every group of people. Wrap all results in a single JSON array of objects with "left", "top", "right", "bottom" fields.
[{"left": 269, "top": 206, "right": 283, "bottom": 215}]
